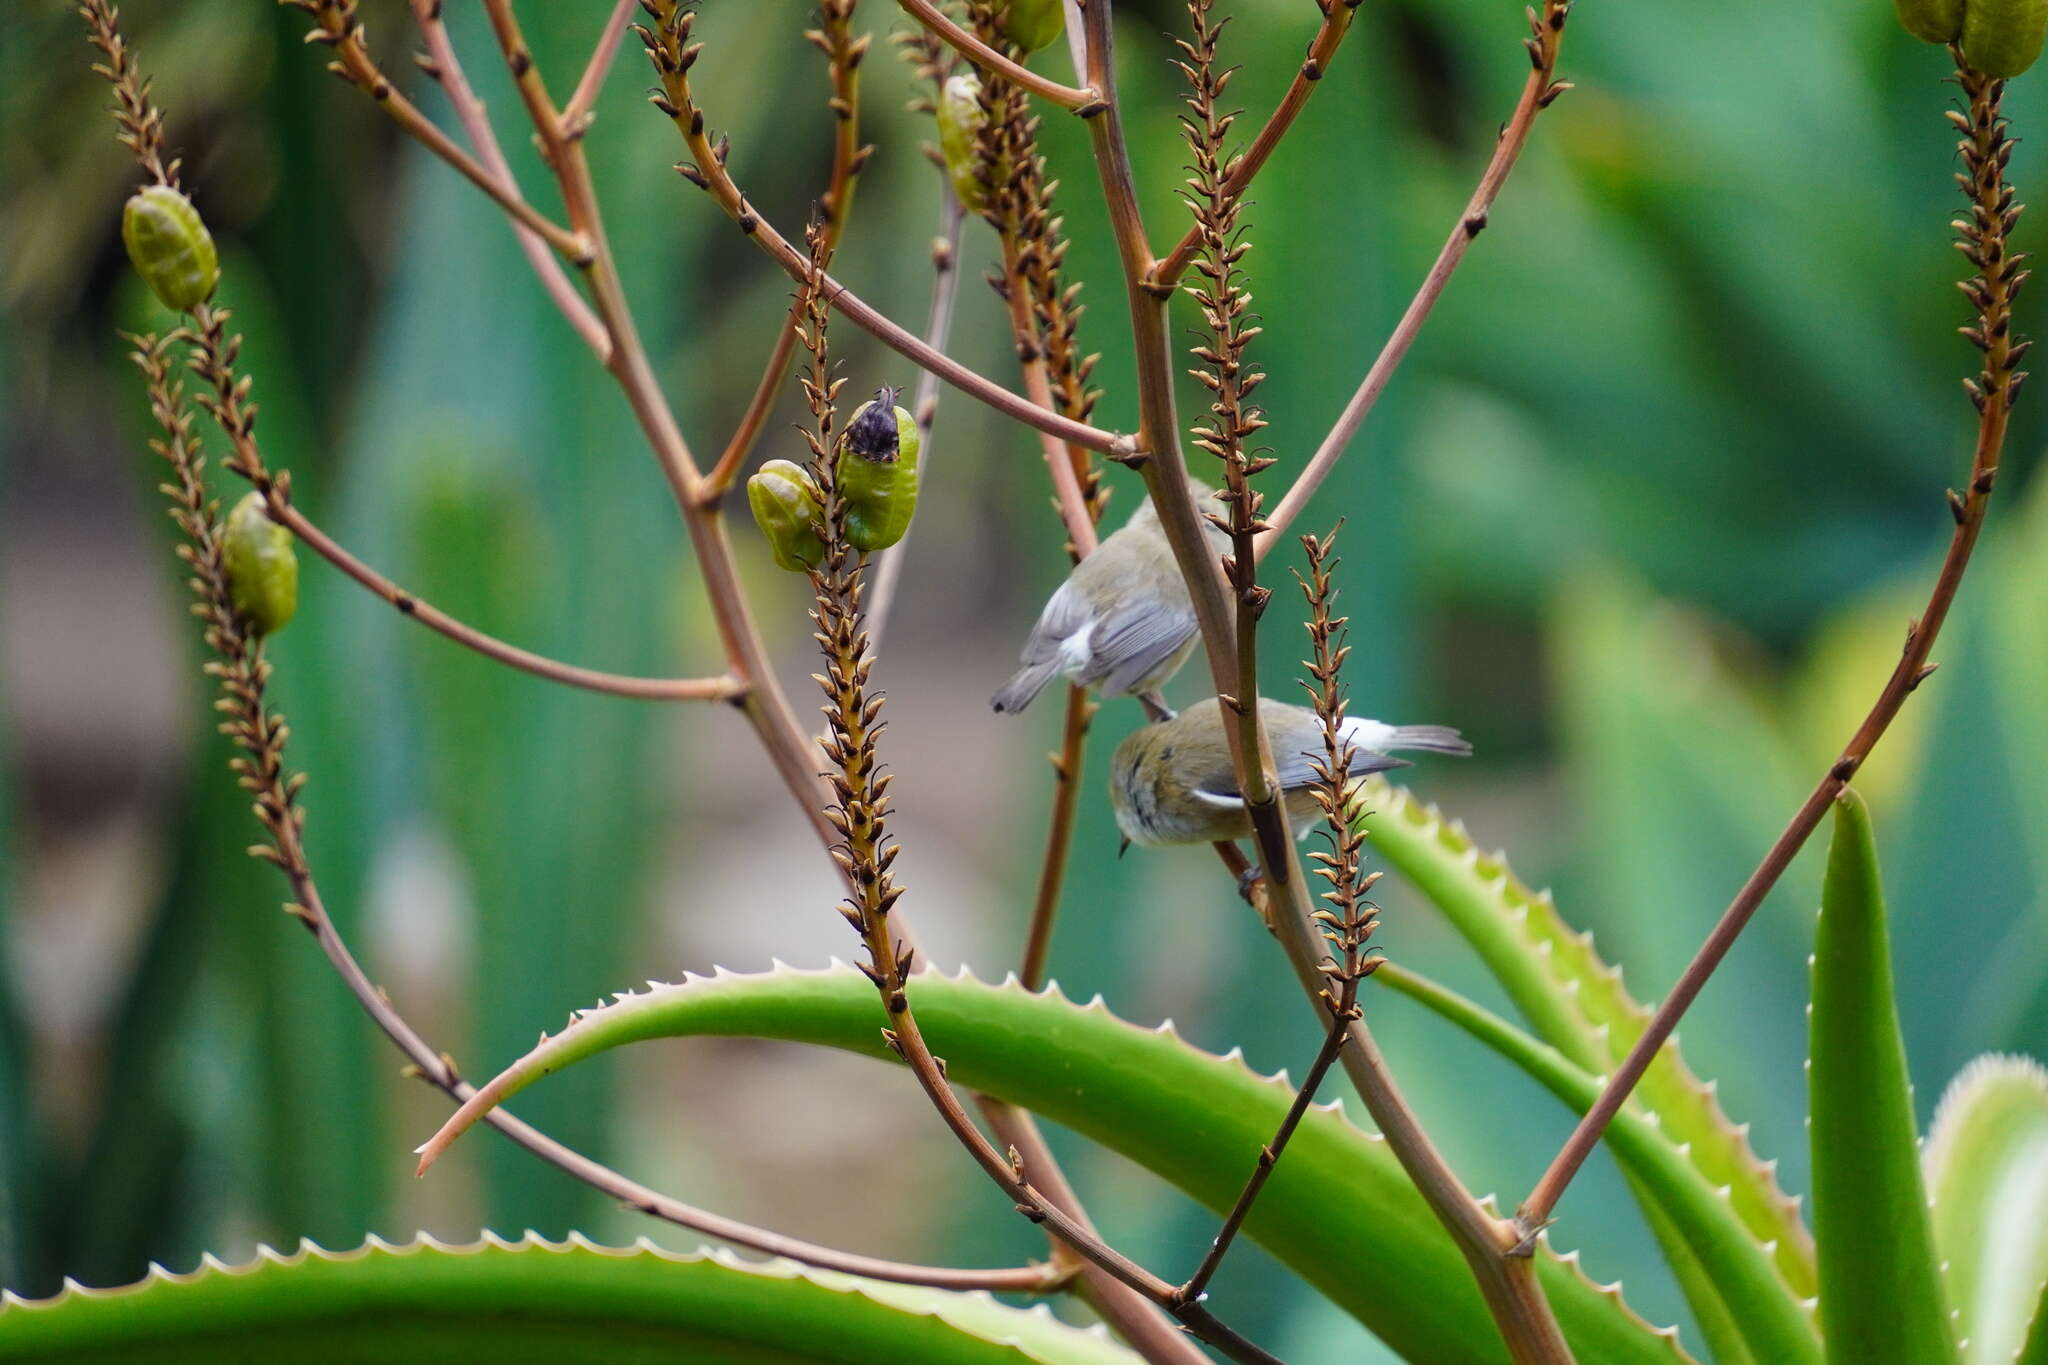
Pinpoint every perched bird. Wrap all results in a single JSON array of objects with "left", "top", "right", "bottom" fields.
[
  {"left": 991, "top": 482, "right": 1232, "bottom": 714},
  {"left": 1109, "top": 697, "right": 1471, "bottom": 847}
]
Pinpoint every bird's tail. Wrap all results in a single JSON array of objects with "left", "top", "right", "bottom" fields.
[
  {"left": 1377, "top": 723, "right": 1472, "bottom": 757},
  {"left": 1339, "top": 717, "right": 1472, "bottom": 757},
  {"left": 991, "top": 661, "right": 1061, "bottom": 714}
]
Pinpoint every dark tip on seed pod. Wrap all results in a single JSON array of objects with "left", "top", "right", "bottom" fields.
[
  {"left": 222, "top": 492, "right": 298, "bottom": 637},
  {"left": 839, "top": 390, "right": 920, "bottom": 552},
  {"left": 844, "top": 386, "right": 905, "bottom": 462},
  {"left": 122, "top": 184, "right": 220, "bottom": 313}
]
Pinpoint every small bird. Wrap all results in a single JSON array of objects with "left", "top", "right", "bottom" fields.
[
  {"left": 991, "top": 482, "right": 1232, "bottom": 714},
  {"left": 1109, "top": 697, "right": 1471, "bottom": 848}
]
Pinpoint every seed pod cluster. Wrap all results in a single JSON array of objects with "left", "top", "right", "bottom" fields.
[
  {"left": 747, "top": 459, "right": 828, "bottom": 571},
  {"left": 222, "top": 492, "right": 298, "bottom": 637},
  {"left": 838, "top": 389, "right": 920, "bottom": 553},
  {"left": 1896, "top": 0, "right": 2048, "bottom": 76},
  {"left": 122, "top": 184, "right": 219, "bottom": 312}
]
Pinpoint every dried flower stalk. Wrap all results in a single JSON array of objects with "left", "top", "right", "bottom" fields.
[{"left": 1520, "top": 47, "right": 2030, "bottom": 1233}]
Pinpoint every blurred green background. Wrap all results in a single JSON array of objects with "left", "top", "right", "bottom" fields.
[{"left": 2, "top": 0, "right": 2043, "bottom": 1359}]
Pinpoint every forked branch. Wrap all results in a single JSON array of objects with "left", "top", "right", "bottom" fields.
[
  {"left": 1262, "top": 0, "right": 1572, "bottom": 548},
  {"left": 1518, "top": 50, "right": 2029, "bottom": 1234}
]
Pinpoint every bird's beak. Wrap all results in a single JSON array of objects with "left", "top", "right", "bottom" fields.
[{"left": 1118, "top": 836, "right": 1132, "bottom": 859}]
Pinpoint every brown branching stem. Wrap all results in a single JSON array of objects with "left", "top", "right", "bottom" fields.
[
  {"left": 405, "top": 0, "right": 609, "bottom": 359},
  {"left": 1262, "top": 0, "right": 1571, "bottom": 550},
  {"left": 1179, "top": 531, "right": 1381, "bottom": 1305},
  {"left": 563, "top": 0, "right": 637, "bottom": 131},
  {"left": 1149, "top": 0, "right": 1360, "bottom": 291},
  {"left": 1517, "top": 52, "right": 2028, "bottom": 1237},
  {"left": 639, "top": 5, "right": 1133, "bottom": 461},
  {"left": 1078, "top": 1, "right": 1571, "bottom": 1355},
  {"left": 127, "top": 331, "right": 1053, "bottom": 1299},
  {"left": 287, "top": 0, "right": 589, "bottom": 263}
]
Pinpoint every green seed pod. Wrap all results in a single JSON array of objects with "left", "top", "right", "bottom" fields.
[
  {"left": 838, "top": 388, "right": 920, "bottom": 553},
  {"left": 748, "top": 459, "right": 827, "bottom": 572},
  {"left": 1894, "top": 0, "right": 1963, "bottom": 42},
  {"left": 1001, "top": 0, "right": 1065, "bottom": 54},
  {"left": 1962, "top": 0, "right": 2048, "bottom": 75},
  {"left": 935, "top": 74, "right": 988, "bottom": 213},
  {"left": 121, "top": 184, "right": 219, "bottom": 312},
  {"left": 222, "top": 492, "right": 298, "bottom": 637}
]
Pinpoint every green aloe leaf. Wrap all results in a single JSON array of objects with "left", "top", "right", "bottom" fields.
[
  {"left": 1358, "top": 778, "right": 1818, "bottom": 1300},
  {"left": 0, "top": 1234, "right": 1135, "bottom": 1364},
  {"left": 1368, "top": 963, "right": 1821, "bottom": 1365},
  {"left": 419, "top": 964, "right": 1698, "bottom": 1364},
  {"left": 1808, "top": 790, "right": 1954, "bottom": 1364},
  {"left": 1924, "top": 1054, "right": 2048, "bottom": 1363}
]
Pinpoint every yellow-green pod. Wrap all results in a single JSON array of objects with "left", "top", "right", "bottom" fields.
[
  {"left": 1001, "top": 0, "right": 1065, "bottom": 54},
  {"left": 222, "top": 492, "right": 298, "bottom": 637},
  {"left": 1962, "top": 0, "right": 2048, "bottom": 75},
  {"left": 747, "top": 459, "right": 827, "bottom": 572},
  {"left": 1894, "top": 0, "right": 1963, "bottom": 42},
  {"left": 122, "top": 184, "right": 219, "bottom": 312},
  {"left": 935, "top": 74, "right": 988, "bottom": 213},
  {"left": 839, "top": 388, "right": 920, "bottom": 553}
]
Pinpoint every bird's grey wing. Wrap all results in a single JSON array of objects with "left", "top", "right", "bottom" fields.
[
  {"left": 1088, "top": 600, "right": 1199, "bottom": 695},
  {"left": 1016, "top": 581, "right": 1092, "bottom": 665}
]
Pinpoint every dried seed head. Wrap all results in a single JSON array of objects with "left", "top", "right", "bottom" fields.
[{"left": 122, "top": 184, "right": 219, "bottom": 312}]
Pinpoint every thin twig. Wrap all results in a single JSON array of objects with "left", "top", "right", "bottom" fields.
[
  {"left": 895, "top": 0, "right": 1098, "bottom": 110},
  {"left": 285, "top": 0, "right": 590, "bottom": 262},
  {"left": 1018, "top": 684, "right": 1095, "bottom": 990},
  {"left": 870, "top": 192, "right": 968, "bottom": 648},
  {"left": 1262, "top": 0, "right": 1571, "bottom": 549},
  {"left": 702, "top": 0, "right": 875, "bottom": 500},
  {"left": 279, "top": 482, "right": 744, "bottom": 702},
  {"left": 406, "top": 0, "right": 610, "bottom": 359},
  {"left": 1149, "top": 0, "right": 1361, "bottom": 290},
  {"left": 1518, "top": 51, "right": 2028, "bottom": 1235},
  {"left": 562, "top": 0, "right": 636, "bottom": 131}
]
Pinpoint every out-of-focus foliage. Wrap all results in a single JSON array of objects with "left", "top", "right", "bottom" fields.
[{"left": 2, "top": 0, "right": 2044, "bottom": 1359}]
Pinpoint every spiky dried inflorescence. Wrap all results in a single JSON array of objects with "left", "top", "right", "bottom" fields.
[
  {"left": 1179, "top": 0, "right": 1272, "bottom": 558},
  {"left": 804, "top": 0, "right": 875, "bottom": 230},
  {"left": 80, "top": 0, "right": 177, "bottom": 188},
  {"left": 893, "top": 23, "right": 955, "bottom": 112},
  {"left": 791, "top": 221, "right": 912, "bottom": 1011},
  {"left": 130, "top": 334, "right": 311, "bottom": 910},
  {"left": 1954, "top": 63, "right": 2033, "bottom": 414},
  {"left": 966, "top": 2, "right": 1107, "bottom": 527},
  {"left": 1295, "top": 528, "right": 1383, "bottom": 1013}
]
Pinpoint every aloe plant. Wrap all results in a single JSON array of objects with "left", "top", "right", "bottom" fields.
[{"left": 19, "top": 0, "right": 2043, "bottom": 1361}]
